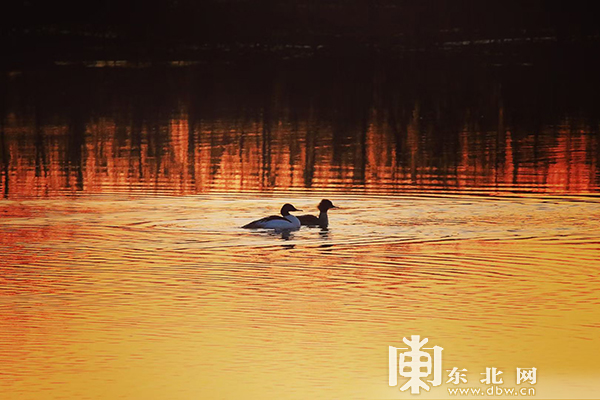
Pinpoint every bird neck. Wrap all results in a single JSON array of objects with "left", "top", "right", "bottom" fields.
[{"left": 318, "top": 210, "right": 329, "bottom": 227}]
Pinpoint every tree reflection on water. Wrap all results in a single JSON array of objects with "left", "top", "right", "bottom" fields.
[{"left": 1, "top": 58, "right": 598, "bottom": 198}]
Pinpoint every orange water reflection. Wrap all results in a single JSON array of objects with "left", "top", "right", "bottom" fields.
[
  {"left": 2, "top": 111, "right": 598, "bottom": 198},
  {"left": 1, "top": 64, "right": 599, "bottom": 198},
  {"left": 2, "top": 193, "right": 600, "bottom": 399},
  {"left": 1, "top": 65, "right": 600, "bottom": 400}
]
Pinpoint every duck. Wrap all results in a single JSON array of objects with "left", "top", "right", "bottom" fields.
[
  {"left": 298, "top": 199, "right": 337, "bottom": 229},
  {"left": 242, "top": 203, "right": 302, "bottom": 230}
]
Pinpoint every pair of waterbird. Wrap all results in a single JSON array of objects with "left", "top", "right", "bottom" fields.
[{"left": 242, "top": 199, "right": 337, "bottom": 230}]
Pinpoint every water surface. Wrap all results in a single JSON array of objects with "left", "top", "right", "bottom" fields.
[{"left": 1, "top": 62, "right": 599, "bottom": 399}]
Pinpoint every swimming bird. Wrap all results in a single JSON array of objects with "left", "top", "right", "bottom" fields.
[
  {"left": 298, "top": 199, "right": 337, "bottom": 229},
  {"left": 242, "top": 203, "right": 302, "bottom": 230}
]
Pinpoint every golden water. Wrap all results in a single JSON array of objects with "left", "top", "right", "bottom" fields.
[{"left": 1, "top": 64, "right": 599, "bottom": 399}]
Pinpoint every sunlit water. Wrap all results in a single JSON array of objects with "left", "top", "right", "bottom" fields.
[{"left": 1, "top": 63, "right": 600, "bottom": 399}]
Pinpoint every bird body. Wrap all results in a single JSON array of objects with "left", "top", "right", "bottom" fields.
[
  {"left": 298, "top": 199, "right": 337, "bottom": 228},
  {"left": 242, "top": 204, "right": 302, "bottom": 229}
]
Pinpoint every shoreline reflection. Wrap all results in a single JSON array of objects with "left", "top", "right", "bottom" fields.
[{"left": 1, "top": 61, "right": 598, "bottom": 198}]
